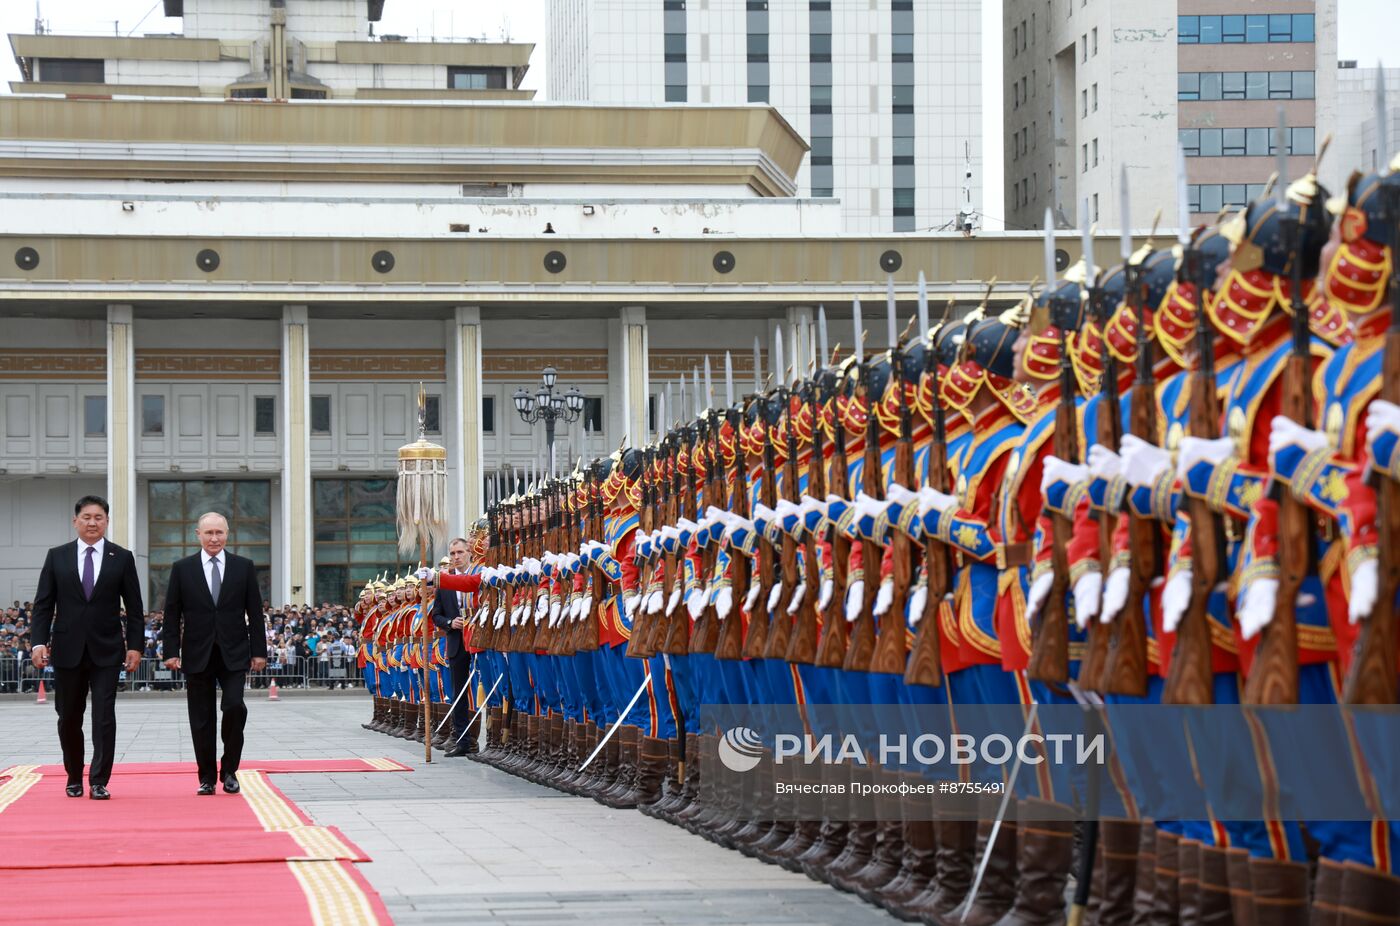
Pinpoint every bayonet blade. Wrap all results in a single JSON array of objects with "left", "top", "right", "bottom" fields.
[
  {"left": 1119, "top": 165, "right": 1133, "bottom": 261},
  {"left": 1176, "top": 143, "right": 1191, "bottom": 245},
  {"left": 852, "top": 297, "right": 864, "bottom": 363},
  {"left": 775, "top": 326, "right": 786, "bottom": 389},
  {"left": 752, "top": 336, "right": 762, "bottom": 393},
  {"left": 1080, "top": 199, "right": 1096, "bottom": 284},
  {"left": 725, "top": 351, "right": 735, "bottom": 407},
  {"left": 1275, "top": 105, "right": 1289, "bottom": 207},
  {"left": 1378, "top": 63, "right": 1391, "bottom": 175},
  {"left": 1044, "top": 206, "right": 1057, "bottom": 289},
  {"left": 917, "top": 272, "right": 930, "bottom": 346},
  {"left": 886, "top": 276, "right": 898, "bottom": 348},
  {"left": 817, "top": 305, "right": 830, "bottom": 365}
]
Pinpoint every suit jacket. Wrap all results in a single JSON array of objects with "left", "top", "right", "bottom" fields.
[
  {"left": 432, "top": 585, "right": 466, "bottom": 660},
  {"left": 162, "top": 552, "right": 267, "bottom": 674},
  {"left": 30, "top": 539, "right": 146, "bottom": 669}
]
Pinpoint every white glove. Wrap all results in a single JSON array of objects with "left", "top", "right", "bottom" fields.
[
  {"left": 1162, "top": 570, "right": 1191, "bottom": 633},
  {"left": 1365, "top": 400, "right": 1400, "bottom": 475},
  {"left": 1120, "top": 435, "right": 1173, "bottom": 489},
  {"left": 644, "top": 589, "right": 662, "bottom": 614},
  {"left": 581, "top": 595, "right": 594, "bottom": 621},
  {"left": 872, "top": 578, "right": 894, "bottom": 616},
  {"left": 509, "top": 605, "right": 524, "bottom": 626},
  {"left": 1237, "top": 578, "right": 1277, "bottom": 641},
  {"left": 885, "top": 483, "right": 918, "bottom": 507},
  {"left": 787, "top": 581, "right": 807, "bottom": 615},
  {"left": 624, "top": 594, "right": 641, "bottom": 619},
  {"left": 714, "top": 586, "right": 734, "bottom": 621},
  {"left": 918, "top": 487, "right": 959, "bottom": 517},
  {"left": 548, "top": 598, "right": 563, "bottom": 627},
  {"left": 766, "top": 582, "right": 784, "bottom": 613},
  {"left": 568, "top": 595, "right": 583, "bottom": 621},
  {"left": 743, "top": 581, "right": 763, "bottom": 614},
  {"left": 1072, "top": 571, "right": 1102, "bottom": 629},
  {"left": 535, "top": 595, "right": 550, "bottom": 620},
  {"left": 666, "top": 586, "right": 683, "bottom": 616},
  {"left": 1100, "top": 566, "right": 1130, "bottom": 624},
  {"left": 844, "top": 579, "right": 866, "bottom": 623},
  {"left": 1177, "top": 436, "right": 1235, "bottom": 481},
  {"left": 1041, "top": 455, "right": 1090, "bottom": 496},
  {"left": 1350, "top": 557, "right": 1379, "bottom": 624},
  {"left": 493, "top": 607, "right": 506, "bottom": 628},
  {"left": 1268, "top": 415, "right": 1329, "bottom": 461},
  {"left": 817, "top": 577, "right": 835, "bottom": 612},
  {"left": 686, "top": 589, "right": 706, "bottom": 620},
  {"left": 1088, "top": 444, "right": 1123, "bottom": 481},
  {"left": 1025, "top": 571, "right": 1054, "bottom": 624},
  {"left": 908, "top": 584, "right": 928, "bottom": 626}
]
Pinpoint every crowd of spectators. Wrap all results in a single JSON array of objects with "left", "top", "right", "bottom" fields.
[{"left": 1, "top": 600, "right": 360, "bottom": 693}]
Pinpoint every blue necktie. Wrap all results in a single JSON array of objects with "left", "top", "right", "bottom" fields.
[
  {"left": 210, "top": 557, "right": 222, "bottom": 602},
  {"left": 82, "top": 546, "right": 95, "bottom": 600}
]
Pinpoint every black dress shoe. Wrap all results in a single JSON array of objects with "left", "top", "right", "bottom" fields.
[
  {"left": 66, "top": 784, "right": 83, "bottom": 798},
  {"left": 89, "top": 785, "right": 110, "bottom": 800},
  {"left": 444, "top": 743, "right": 470, "bottom": 758},
  {"left": 197, "top": 782, "right": 216, "bottom": 796},
  {"left": 221, "top": 776, "right": 240, "bottom": 794}
]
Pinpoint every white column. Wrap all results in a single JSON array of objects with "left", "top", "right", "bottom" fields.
[
  {"left": 616, "top": 306, "right": 649, "bottom": 446},
  {"left": 451, "top": 306, "right": 485, "bottom": 525},
  {"left": 280, "top": 306, "right": 311, "bottom": 606},
  {"left": 105, "top": 305, "right": 136, "bottom": 550}
]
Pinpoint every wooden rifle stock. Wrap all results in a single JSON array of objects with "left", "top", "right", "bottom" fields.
[
  {"left": 1162, "top": 250, "right": 1221, "bottom": 704},
  {"left": 690, "top": 419, "right": 723, "bottom": 654},
  {"left": 741, "top": 405, "right": 778, "bottom": 660},
  {"left": 1346, "top": 185, "right": 1400, "bottom": 704},
  {"left": 905, "top": 394, "right": 947, "bottom": 687},
  {"left": 715, "top": 407, "right": 752, "bottom": 661},
  {"left": 644, "top": 445, "right": 676, "bottom": 655},
  {"left": 1103, "top": 268, "right": 1153, "bottom": 697},
  {"left": 843, "top": 380, "right": 882, "bottom": 673},
  {"left": 628, "top": 454, "right": 658, "bottom": 658},
  {"left": 662, "top": 432, "right": 696, "bottom": 655},
  {"left": 1027, "top": 328, "right": 1076, "bottom": 684},
  {"left": 579, "top": 475, "right": 603, "bottom": 653},
  {"left": 764, "top": 395, "right": 802, "bottom": 659},
  {"left": 787, "top": 382, "right": 826, "bottom": 665},
  {"left": 872, "top": 364, "right": 915, "bottom": 675},
  {"left": 1244, "top": 222, "right": 1311, "bottom": 706},
  {"left": 815, "top": 390, "right": 853, "bottom": 668}
]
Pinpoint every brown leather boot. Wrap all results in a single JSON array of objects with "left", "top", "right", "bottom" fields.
[
  {"left": 795, "top": 763, "right": 852, "bottom": 876},
  {"left": 1094, "top": 819, "right": 1139, "bottom": 926},
  {"left": 987, "top": 800, "right": 1073, "bottom": 926},
  {"left": 588, "top": 733, "right": 623, "bottom": 800},
  {"left": 676, "top": 734, "right": 717, "bottom": 830},
  {"left": 1336, "top": 861, "right": 1400, "bottom": 926},
  {"left": 822, "top": 765, "right": 878, "bottom": 890},
  {"left": 766, "top": 760, "right": 825, "bottom": 869},
  {"left": 1311, "top": 857, "right": 1345, "bottom": 926},
  {"left": 1224, "top": 846, "right": 1253, "bottom": 925},
  {"left": 934, "top": 816, "right": 1019, "bottom": 926},
  {"left": 656, "top": 733, "right": 698, "bottom": 822},
  {"left": 363, "top": 696, "right": 379, "bottom": 730},
  {"left": 1178, "top": 840, "right": 1203, "bottom": 926},
  {"left": 1147, "top": 830, "right": 1180, "bottom": 925},
  {"left": 895, "top": 811, "right": 978, "bottom": 922},
  {"left": 1197, "top": 844, "right": 1233, "bottom": 925},
  {"left": 598, "top": 726, "right": 641, "bottom": 806},
  {"left": 641, "top": 737, "right": 683, "bottom": 817},
  {"left": 848, "top": 774, "right": 907, "bottom": 899},
  {"left": 729, "top": 751, "right": 776, "bottom": 851},
  {"left": 1130, "top": 823, "right": 1159, "bottom": 924},
  {"left": 871, "top": 780, "right": 937, "bottom": 913},
  {"left": 1248, "top": 856, "right": 1309, "bottom": 926},
  {"left": 630, "top": 735, "right": 669, "bottom": 807}
]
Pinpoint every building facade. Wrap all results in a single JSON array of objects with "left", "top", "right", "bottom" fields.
[
  {"left": 548, "top": 0, "right": 985, "bottom": 235},
  {"left": 3, "top": 0, "right": 1104, "bottom": 610},
  {"left": 1004, "top": 0, "right": 1337, "bottom": 230},
  {"left": 1330, "top": 62, "right": 1400, "bottom": 193}
]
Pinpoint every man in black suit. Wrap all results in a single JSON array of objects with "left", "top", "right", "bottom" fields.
[
  {"left": 29, "top": 495, "right": 146, "bottom": 800},
  {"left": 162, "top": 512, "right": 267, "bottom": 795},
  {"left": 433, "top": 537, "right": 475, "bottom": 756}
]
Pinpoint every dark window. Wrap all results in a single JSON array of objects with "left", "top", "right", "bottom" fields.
[
  {"left": 1222, "top": 15, "right": 1245, "bottom": 43},
  {"left": 1199, "top": 15, "right": 1221, "bottom": 43},
  {"left": 664, "top": 33, "right": 688, "bottom": 60},
  {"left": 810, "top": 33, "right": 832, "bottom": 60},
  {"left": 1178, "top": 72, "right": 1200, "bottom": 101},
  {"left": 482, "top": 396, "right": 496, "bottom": 435},
  {"left": 1221, "top": 128, "right": 1246, "bottom": 157},
  {"left": 748, "top": 85, "right": 769, "bottom": 103},
  {"left": 648, "top": 394, "right": 659, "bottom": 433},
  {"left": 424, "top": 394, "right": 441, "bottom": 435},
  {"left": 665, "top": 85, "right": 688, "bottom": 102},
  {"left": 141, "top": 395, "right": 165, "bottom": 437},
  {"left": 290, "top": 87, "right": 327, "bottom": 99},
  {"left": 1188, "top": 184, "right": 1202, "bottom": 213},
  {"left": 1199, "top": 128, "right": 1222, "bottom": 157},
  {"left": 312, "top": 478, "right": 399, "bottom": 605},
  {"left": 38, "top": 58, "right": 104, "bottom": 83},
  {"left": 1290, "top": 126, "right": 1316, "bottom": 156},
  {"left": 229, "top": 86, "right": 268, "bottom": 98},
  {"left": 254, "top": 396, "right": 276, "bottom": 436},
  {"left": 1246, "top": 14, "right": 1269, "bottom": 43},
  {"left": 1268, "top": 14, "right": 1292, "bottom": 42},
  {"left": 148, "top": 480, "right": 272, "bottom": 609},
  {"left": 448, "top": 67, "right": 507, "bottom": 90},
  {"left": 1223, "top": 72, "right": 1246, "bottom": 100},
  {"left": 1246, "top": 127, "right": 1270, "bottom": 156},
  {"left": 1292, "top": 14, "right": 1314, "bottom": 42},
  {"left": 747, "top": 32, "right": 768, "bottom": 61},
  {"left": 311, "top": 396, "right": 332, "bottom": 435},
  {"left": 1179, "top": 129, "right": 1200, "bottom": 157},
  {"left": 583, "top": 397, "right": 604, "bottom": 434},
  {"left": 84, "top": 395, "right": 106, "bottom": 437},
  {"left": 1293, "top": 70, "right": 1315, "bottom": 99}
]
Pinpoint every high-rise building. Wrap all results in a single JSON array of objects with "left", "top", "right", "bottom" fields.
[
  {"left": 548, "top": 0, "right": 985, "bottom": 234},
  {"left": 1330, "top": 62, "right": 1400, "bottom": 191},
  {"left": 1004, "top": 0, "right": 1337, "bottom": 230}
]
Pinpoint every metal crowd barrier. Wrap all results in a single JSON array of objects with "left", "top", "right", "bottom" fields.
[{"left": 0, "top": 655, "right": 360, "bottom": 693}]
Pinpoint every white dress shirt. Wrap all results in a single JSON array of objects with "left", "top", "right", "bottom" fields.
[
  {"left": 203, "top": 550, "right": 227, "bottom": 598},
  {"left": 77, "top": 536, "right": 106, "bottom": 584}
]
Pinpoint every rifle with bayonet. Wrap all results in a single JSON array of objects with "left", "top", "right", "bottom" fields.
[
  {"left": 742, "top": 396, "right": 779, "bottom": 659},
  {"left": 872, "top": 317, "right": 916, "bottom": 676},
  {"left": 716, "top": 394, "right": 753, "bottom": 661},
  {"left": 787, "top": 374, "right": 827, "bottom": 665},
  {"left": 815, "top": 360, "right": 855, "bottom": 668},
  {"left": 843, "top": 349, "right": 884, "bottom": 673},
  {"left": 690, "top": 413, "right": 723, "bottom": 654},
  {"left": 628, "top": 450, "right": 659, "bottom": 658},
  {"left": 765, "top": 387, "right": 802, "bottom": 660},
  {"left": 662, "top": 422, "right": 697, "bottom": 655},
  {"left": 904, "top": 304, "right": 949, "bottom": 688}
]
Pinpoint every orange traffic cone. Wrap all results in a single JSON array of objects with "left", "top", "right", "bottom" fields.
[
  {"left": 267, "top": 679, "right": 280, "bottom": 701},
  {"left": 36, "top": 680, "right": 47, "bottom": 704}
]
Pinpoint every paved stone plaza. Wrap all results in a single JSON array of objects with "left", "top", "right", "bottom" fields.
[{"left": 1, "top": 694, "right": 898, "bottom": 925}]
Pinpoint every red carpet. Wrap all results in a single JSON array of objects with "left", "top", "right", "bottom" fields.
[{"left": 0, "top": 760, "right": 404, "bottom": 924}]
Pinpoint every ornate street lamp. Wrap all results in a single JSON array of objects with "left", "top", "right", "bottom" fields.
[{"left": 513, "top": 365, "right": 584, "bottom": 476}]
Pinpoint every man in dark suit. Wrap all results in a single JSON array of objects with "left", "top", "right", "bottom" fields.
[
  {"left": 162, "top": 512, "right": 267, "bottom": 795},
  {"left": 29, "top": 495, "right": 146, "bottom": 800},
  {"left": 433, "top": 537, "right": 475, "bottom": 756}
]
